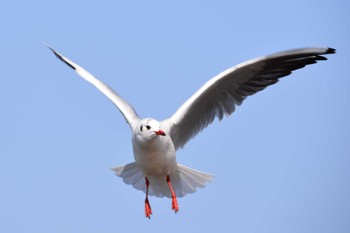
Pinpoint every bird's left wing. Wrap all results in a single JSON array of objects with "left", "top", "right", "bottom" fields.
[
  {"left": 162, "top": 47, "right": 335, "bottom": 150},
  {"left": 45, "top": 44, "right": 140, "bottom": 128}
]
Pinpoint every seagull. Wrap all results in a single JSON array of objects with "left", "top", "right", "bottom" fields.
[{"left": 45, "top": 43, "right": 335, "bottom": 218}]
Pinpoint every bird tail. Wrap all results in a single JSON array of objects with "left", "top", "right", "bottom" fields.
[
  {"left": 111, "top": 162, "right": 146, "bottom": 191},
  {"left": 174, "top": 164, "right": 213, "bottom": 197},
  {"left": 111, "top": 162, "right": 213, "bottom": 198}
]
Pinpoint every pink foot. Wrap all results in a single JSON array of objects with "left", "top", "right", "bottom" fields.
[
  {"left": 171, "top": 196, "right": 179, "bottom": 213},
  {"left": 144, "top": 177, "right": 152, "bottom": 219},
  {"left": 166, "top": 175, "right": 179, "bottom": 214},
  {"left": 145, "top": 198, "right": 152, "bottom": 219}
]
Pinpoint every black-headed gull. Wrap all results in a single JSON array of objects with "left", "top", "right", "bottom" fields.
[{"left": 45, "top": 44, "right": 335, "bottom": 218}]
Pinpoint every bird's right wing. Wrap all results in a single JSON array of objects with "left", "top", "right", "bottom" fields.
[
  {"left": 162, "top": 47, "right": 335, "bottom": 150},
  {"left": 45, "top": 44, "right": 140, "bottom": 128}
]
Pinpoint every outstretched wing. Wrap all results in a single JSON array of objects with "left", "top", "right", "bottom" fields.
[
  {"left": 162, "top": 47, "right": 335, "bottom": 150},
  {"left": 45, "top": 43, "right": 140, "bottom": 129}
]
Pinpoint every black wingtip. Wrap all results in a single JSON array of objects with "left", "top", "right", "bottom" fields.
[
  {"left": 51, "top": 50, "right": 76, "bottom": 71},
  {"left": 326, "top": 48, "right": 336, "bottom": 54},
  {"left": 51, "top": 51, "right": 76, "bottom": 71},
  {"left": 43, "top": 42, "right": 76, "bottom": 70},
  {"left": 315, "top": 55, "right": 328, "bottom": 61}
]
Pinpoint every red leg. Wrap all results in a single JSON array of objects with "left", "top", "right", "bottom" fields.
[
  {"left": 166, "top": 175, "right": 179, "bottom": 213},
  {"left": 145, "top": 177, "right": 152, "bottom": 219}
]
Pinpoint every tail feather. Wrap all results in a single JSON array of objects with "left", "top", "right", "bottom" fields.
[
  {"left": 175, "top": 164, "right": 213, "bottom": 196},
  {"left": 111, "top": 162, "right": 146, "bottom": 191},
  {"left": 111, "top": 162, "right": 213, "bottom": 198}
]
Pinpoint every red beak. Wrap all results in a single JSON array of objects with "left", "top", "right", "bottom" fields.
[{"left": 154, "top": 130, "right": 166, "bottom": 136}]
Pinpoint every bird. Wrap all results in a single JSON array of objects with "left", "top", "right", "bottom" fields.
[{"left": 45, "top": 43, "right": 335, "bottom": 218}]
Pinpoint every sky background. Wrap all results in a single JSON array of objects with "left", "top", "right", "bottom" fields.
[{"left": 1, "top": 0, "right": 349, "bottom": 232}]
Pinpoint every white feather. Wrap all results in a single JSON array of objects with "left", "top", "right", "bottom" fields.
[
  {"left": 112, "top": 162, "right": 213, "bottom": 198},
  {"left": 162, "top": 47, "right": 335, "bottom": 150}
]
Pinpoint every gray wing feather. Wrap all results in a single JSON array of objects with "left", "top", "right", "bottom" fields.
[
  {"left": 45, "top": 43, "right": 140, "bottom": 128},
  {"left": 162, "top": 47, "right": 335, "bottom": 150}
]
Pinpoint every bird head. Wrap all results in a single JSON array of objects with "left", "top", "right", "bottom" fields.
[{"left": 138, "top": 118, "right": 166, "bottom": 138}]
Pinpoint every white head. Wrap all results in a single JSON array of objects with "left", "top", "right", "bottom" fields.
[{"left": 137, "top": 118, "right": 166, "bottom": 139}]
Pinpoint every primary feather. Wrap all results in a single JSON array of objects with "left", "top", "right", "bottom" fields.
[
  {"left": 162, "top": 48, "right": 335, "bottom": 150},
  {"left": 45, "top": 43, "right": 140, "bottom": 128}
]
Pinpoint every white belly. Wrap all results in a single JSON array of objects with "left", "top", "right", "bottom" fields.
[{"left": 132, "top": 134, "right": 177, "bottom": 177}]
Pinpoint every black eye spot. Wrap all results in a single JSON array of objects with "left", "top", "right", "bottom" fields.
[
  {"left": 146, "top": 125, "right": 151, "bottom": 130},
  {"left": 140, "top": 126, "right": 143, "bottom": 132}
]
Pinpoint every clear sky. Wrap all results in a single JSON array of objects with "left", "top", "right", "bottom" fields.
[{"left": 1, "top": 0, "right": 349, "bottom": 232}]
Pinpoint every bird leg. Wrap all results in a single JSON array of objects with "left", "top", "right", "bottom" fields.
[
  {"left": 144, "top": 177, "right": 152, "bottom": 218},
  {"left": 166, "top": 175, "right": 179, "bottom": 213}
]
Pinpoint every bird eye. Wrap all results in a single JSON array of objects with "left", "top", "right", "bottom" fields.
[
  {"left": 140, "top": 126, "right": 143, "bottom": 132},
  {"left": 146, "top": 125, "right": 151, "bottom": 130}
]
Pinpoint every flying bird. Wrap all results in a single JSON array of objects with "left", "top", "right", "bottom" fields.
[{"left": 45, "top": 43, "right": 335, "bottom": 218}]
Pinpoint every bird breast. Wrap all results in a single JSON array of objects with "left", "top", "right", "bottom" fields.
[{"left": 132, "top": 134, "right": 177, "bottom": 177}]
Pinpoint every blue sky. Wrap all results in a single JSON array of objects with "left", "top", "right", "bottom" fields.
[{"left": 1, "top": 0, "right": 349, "bottom": 232}]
